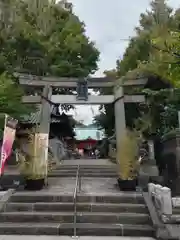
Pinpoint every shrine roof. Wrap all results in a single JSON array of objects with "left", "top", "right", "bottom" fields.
[{"left": 74, "top": 127, "right": 105, "bottom": 141}]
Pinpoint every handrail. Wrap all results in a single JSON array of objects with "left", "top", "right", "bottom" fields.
[{"left": 72, "top": 165, "right": 80, "bottom": 238}]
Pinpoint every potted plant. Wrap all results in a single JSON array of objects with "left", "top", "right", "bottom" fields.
[
  {"left": 16, "top": 131, "right": 49, "bottom": 190},
  {"left": 116, "top": 129, "right": 140, "bottom": 191}
]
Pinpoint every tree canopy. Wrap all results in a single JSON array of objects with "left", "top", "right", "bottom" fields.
[
  {"left": 0, "top": 0, "right": 99, "bottom": 76},
  {"left": 0, "top": 0, "right": 99, "bottom": 132},
  {"left": 94, "top": 0, "right": 180, "bottom": 137}
]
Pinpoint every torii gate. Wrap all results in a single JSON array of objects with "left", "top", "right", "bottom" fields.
[{"left": 18, "top": 74, "right": 147, "bottom": 162}]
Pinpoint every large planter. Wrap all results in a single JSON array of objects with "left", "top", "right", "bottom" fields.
[
  {"left": 161, "top": 130, "right": 180, "bottom": 175},
  {"left": 117, "top": 178, "right": 137, "bottom": 191},
  {"left": 0, "top": 174, "right": 25, "bottom": 191},
  {"left": 25, "top": 178, "right": 45, "bottom": 191}
]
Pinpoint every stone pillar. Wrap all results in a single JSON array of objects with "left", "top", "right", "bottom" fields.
[
  {"left": 114, "top": 86, "right": 126, "bottom": 161},
  {"left": 39, "top": 85, "right": 52, "bottom": 179},
  {"left": 178, "top": 111, "right": 180, "bottom": 128},
  {"left": 39, "top": 85, "right": 52, "bottom": 135},
  {"left": 147, "top": 139, "right": 159, "bottom": 179},
  {"left": 148, "top": 140, "right": 155, "bottom": 162},
  {"left": 161, "top": 187, "right": 172, "bottom": 216},
  {"left": 148, "top": 183, "right": 172, "bottom": 218},
  {"left": 148, "top": 183, "right": 155, "bottom": 197},
  {"left": 177, "top": 112, "right": 180, "bottom": 176}
]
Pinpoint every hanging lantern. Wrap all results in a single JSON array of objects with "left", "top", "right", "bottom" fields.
[{"left": 51, "top": 104, "right": 61, "bottom": 119}]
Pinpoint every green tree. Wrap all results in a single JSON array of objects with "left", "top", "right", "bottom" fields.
[
  {"left": 93, "top": 69, "right": 116, "bottom": 136},
  {"left": 135, "top": 88, "right": 180, "bottom": 137},
  {"left": 139, "top": 30, "right": 180, "bottom": 87},
  {"left": 0, "top": 0, "right": 99, "bottom": 76},
  {"left": 0, "top": 72, "right": 33, "bottom": 135},
  {"left": 0, "top": 0, "right": 99, "bottom": 132},
  {"left": 117, "top": 0, "right": 173, "bottom": 79},
  {"left": 133, "top": 2, "right": 180, "bottom": 137},
  {"left": 95, "top": 0, "right": 177, "bottom": 136}
]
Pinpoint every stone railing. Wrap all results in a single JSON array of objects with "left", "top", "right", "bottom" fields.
[
  {"left": 147, "top": 183, "right": 180, "bottom": 239},
  {"left": 148, "top": 183, "right": 177, "bottom": 223}
]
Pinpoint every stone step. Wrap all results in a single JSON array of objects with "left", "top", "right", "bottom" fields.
[
  {"left": 173, "top": 207, "right": 180, "bottom": 214},
  {"left": 48, "top": 172, "right": 118, "bottom": 177},
  {"left": 0, "top": 237, "right": 156, "bottom": 240},
  {"left": 51, "top": 169, "right": 116, "bottom": 173},
  {"left": 55, "top": 165, "right": 116, "bottom": 169},
  {"left": 5, "top": 202, "right": 148, "bottom": 213},
  {"left": 10, "top": 192, "right": 144, "bottom": 204},
  {"left": 0, "top": 222, "right": 155, "bottom": 236},
  {"left": 0, "top": 212, "right": 151, "bottom": 224}
]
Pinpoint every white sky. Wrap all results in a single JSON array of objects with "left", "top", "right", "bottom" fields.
[{"left": 68, "top": 0, "right": 180, "bottom": 125}]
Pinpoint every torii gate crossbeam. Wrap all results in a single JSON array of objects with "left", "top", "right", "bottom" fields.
[{"left": 22, "top": 94, "right": 145, "bottom": 104}]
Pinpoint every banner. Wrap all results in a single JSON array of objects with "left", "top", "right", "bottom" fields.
[
  {"left": 0, "top": 115, "right": 18, "bottom": 176},
  {"left": 34, "top": 133, "right": 49, "bottom": 176}
]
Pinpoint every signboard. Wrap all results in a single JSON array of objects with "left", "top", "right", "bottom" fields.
[
  {"left": 76, "top": 80, "right": 88, "bottom": 101},
  {"left": 35, "top": 133, "right": 49, "bottom": 176}
]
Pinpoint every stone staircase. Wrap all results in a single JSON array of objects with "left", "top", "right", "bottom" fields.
[
  {"left": 0, "top": 191, "right": 155, "bottom": 237},
  {"left": 49, "top": 164, "right": 118, "bottom": 178},
  {"left": 172, "top": 204, "right": 180, "bottom": 218},
  {"left": 0, "top": 162, "right": 117, "bottom": 189}
]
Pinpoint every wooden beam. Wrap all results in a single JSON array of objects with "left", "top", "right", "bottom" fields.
[
  {"left": 22, "top": 94, "right": 145, "bottom": 104},
  {"left": 18, "top": 74, "right": 115, "bottom": 88}
]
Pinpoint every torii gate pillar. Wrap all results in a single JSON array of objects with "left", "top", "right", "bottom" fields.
[
  {"left": 39, "top": 85, "right": 52, "bottom": 179},
  {"left": 114, "top": 86, "right": 126, "bottom": 161},
  {"left": 39, "top": 85, "right": 52, "bottom": 135}
]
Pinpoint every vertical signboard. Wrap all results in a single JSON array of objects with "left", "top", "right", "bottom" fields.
[{"left": 76, "top": 79, "right": 88, "bottom": 101}]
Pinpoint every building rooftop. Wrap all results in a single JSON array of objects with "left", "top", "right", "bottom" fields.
[{"left": 74, "top": 126, "right": 105, "bottom": 141}]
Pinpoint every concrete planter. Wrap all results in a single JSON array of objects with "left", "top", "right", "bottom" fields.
[
  {"left": 25, "top": 178, "right": 45, "bottom": 191},
  {"left": 117, "top": 178, "right": 137, "bottom": 191}
]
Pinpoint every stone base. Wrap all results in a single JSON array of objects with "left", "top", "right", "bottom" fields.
[{"left": 171, "top": 177, "right": 180, "bottom": 196}]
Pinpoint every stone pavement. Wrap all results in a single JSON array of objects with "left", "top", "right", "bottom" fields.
[
  {"left": 0, "top": 236, "right": 156, "bottom": 240},
  {"left": 44, "top": 158, "right": 118, "bottom": 194},
  {"left": 47, "top": 177, "right": 119, "bottom": 194},
  {"left": 61, "top": 159, "right": 115, "bottom": 166},
  {"left": 3, "top": 159, "right": 115, "bottom": 175}
]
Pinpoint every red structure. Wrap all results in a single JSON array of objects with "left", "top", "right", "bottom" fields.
[{"left": 76, "top": 137, "right": 98, "bottom": 150}]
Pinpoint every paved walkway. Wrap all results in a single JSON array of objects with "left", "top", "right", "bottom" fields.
[{"left": 0, "top": 236, "right": 155, "bottom": 240}]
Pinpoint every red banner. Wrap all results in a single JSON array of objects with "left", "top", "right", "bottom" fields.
[{"left": 0, "top": 115, "right": 18, "bottom": 176}]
